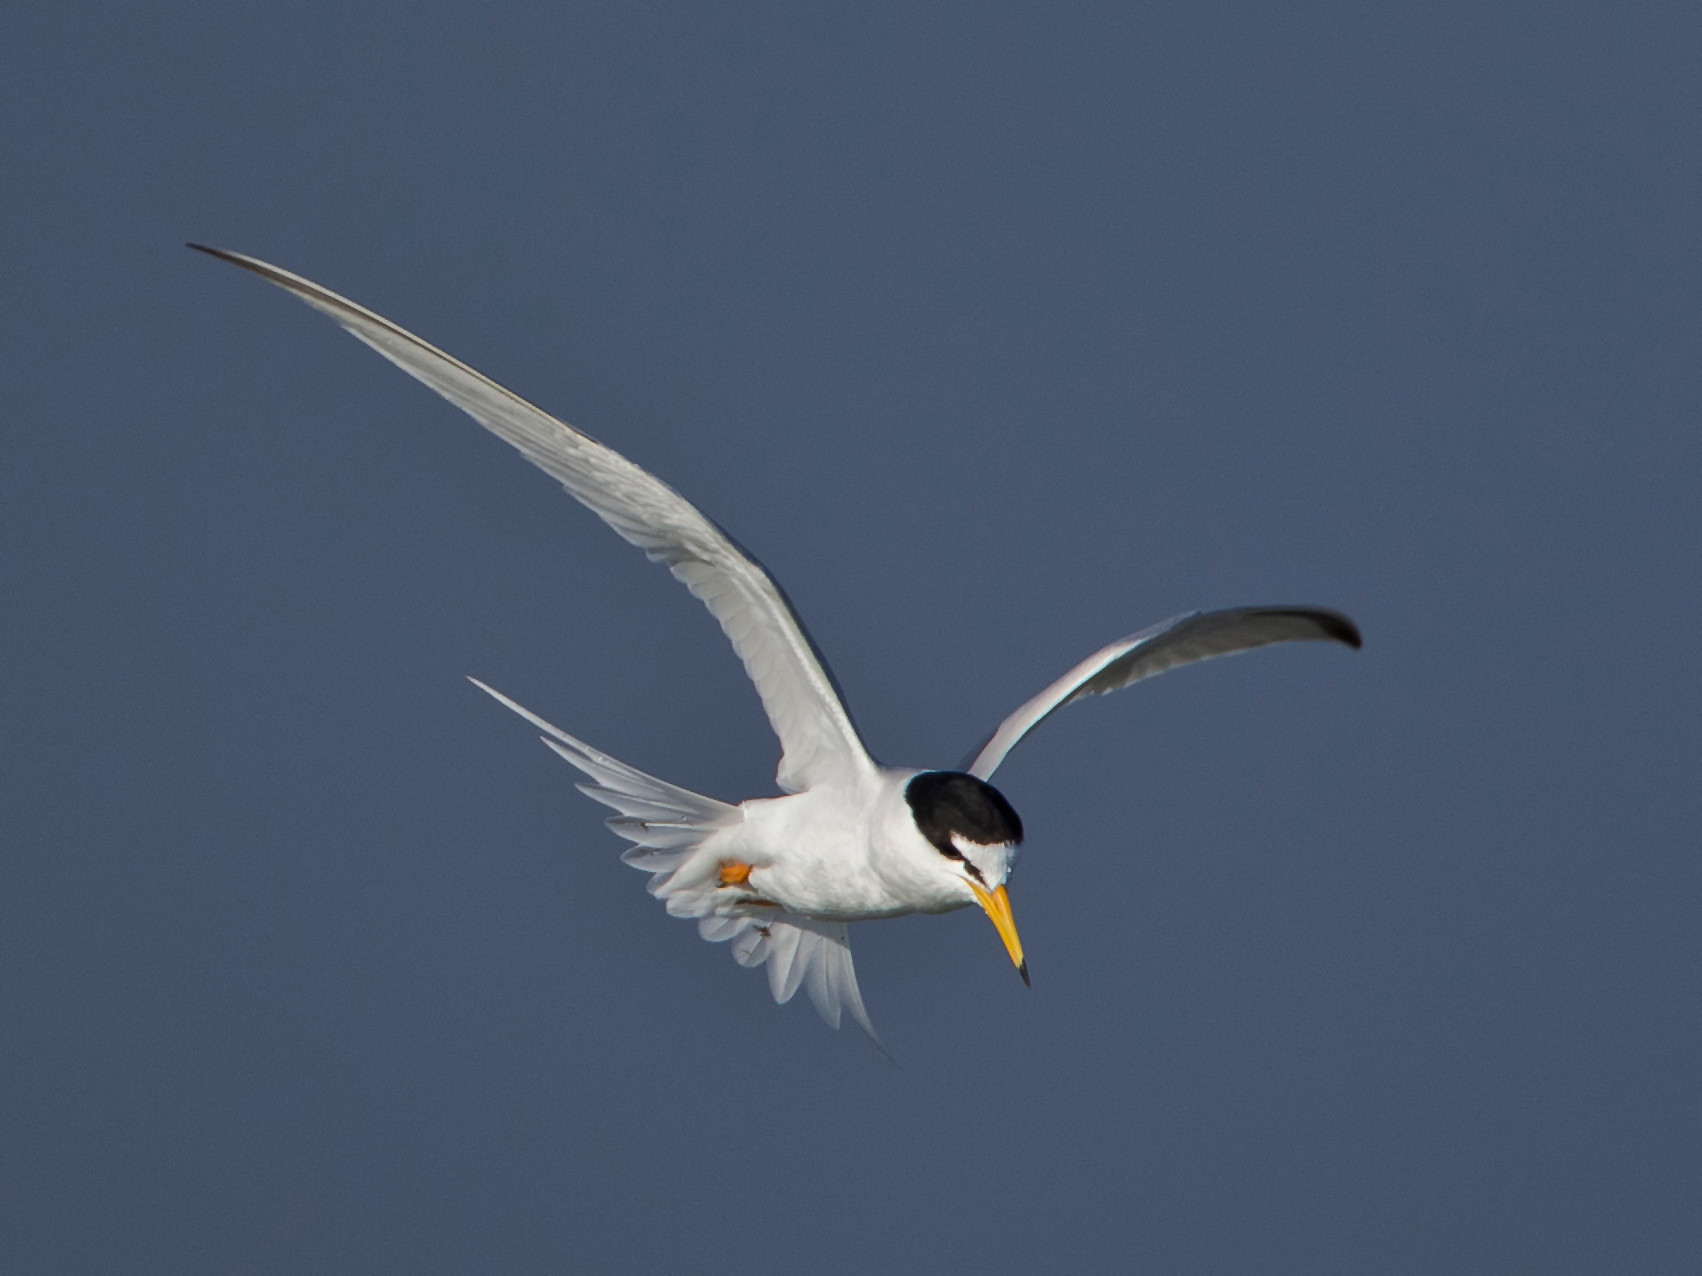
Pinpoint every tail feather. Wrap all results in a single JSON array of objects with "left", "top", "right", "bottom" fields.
[
  {"left": 766, "top": 924, "right": 807, "bottom": 1002},
  {"left": 604, "top": 817, "right": 709, "bottom": 849},
  {"left": 470, "top": 678, "right": 882, "bottom": 1045},
  {"left": 706, "top": 913, "right": 880, "bottom": 1044}
]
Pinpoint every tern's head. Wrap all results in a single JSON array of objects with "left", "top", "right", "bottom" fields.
[{"left": 904, "top": 771, "right": 1029, "bottom": 984}]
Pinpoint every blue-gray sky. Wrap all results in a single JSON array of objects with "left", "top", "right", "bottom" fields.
[{"left": 4, "top": 3, "right": 1698, "bottom": 1272}]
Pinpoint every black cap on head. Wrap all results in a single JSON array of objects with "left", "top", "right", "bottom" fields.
[{"left": 904, "top": 771, "right": 1024, "bottom": 856}]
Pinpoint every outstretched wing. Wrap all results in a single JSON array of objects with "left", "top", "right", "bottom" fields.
[
  {"left": 193, "top": 246, "right": 872, "bottom": 794},
  {"left": 962, "top": 607, "right": 1361, "bottom": 780}
]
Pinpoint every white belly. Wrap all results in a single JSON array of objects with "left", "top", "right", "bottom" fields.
[{"left": 727, "top": 778, "right": 972, "bottom": 921}]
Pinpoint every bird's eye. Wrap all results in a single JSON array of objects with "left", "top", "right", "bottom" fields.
[{"left": 933, "top": 838, "right": 986, "bottom": 882}]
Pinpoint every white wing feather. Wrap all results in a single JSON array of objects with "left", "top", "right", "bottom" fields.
[
  {"left": 726, "top": 914, "right": 880, "bottom": 1045},
  {"left": 193, "top": 246, "right": 872, "bottom": 795},
  {"left": 470, "top": 678, "right": 881, "bottom": 1043},
  {"left": 964, "top": 606, "right": 1361, "bottom": 779}
]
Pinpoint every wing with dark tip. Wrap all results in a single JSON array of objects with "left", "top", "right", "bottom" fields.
[
  {"left": 191, "top": 245, "right": 874, "bottom": 794},
  {"left": 962, "top": 607, "right": 1361, "bottom": 780}
]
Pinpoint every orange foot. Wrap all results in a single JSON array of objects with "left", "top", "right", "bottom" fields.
[{"left": 718, "top": 860, "right": 753, "bottom": 886}]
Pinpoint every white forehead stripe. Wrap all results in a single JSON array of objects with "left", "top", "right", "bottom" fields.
[{"left": 951, "top": 833, "right": 1012, "bottom": 855}]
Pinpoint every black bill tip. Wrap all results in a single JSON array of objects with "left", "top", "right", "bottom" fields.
[{"left": 1018, "top": 959, "right": 1031, "bottom": 987}]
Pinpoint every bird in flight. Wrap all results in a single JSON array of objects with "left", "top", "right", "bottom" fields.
[{"left": 193, "top": 245, "right": 1361, "bottom": 1043}]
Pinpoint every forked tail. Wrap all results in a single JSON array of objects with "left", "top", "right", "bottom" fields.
[{"left": 469, "top": 679, "right": 880, "bottom": 1044}]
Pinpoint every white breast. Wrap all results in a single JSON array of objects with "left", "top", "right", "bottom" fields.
[{"left": 731, "top": 769, "right": 974, "bottom": 921}]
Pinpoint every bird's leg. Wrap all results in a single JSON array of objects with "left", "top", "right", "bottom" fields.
[{"left": 717, "top": 860, "right": 781, "bottom": 909}]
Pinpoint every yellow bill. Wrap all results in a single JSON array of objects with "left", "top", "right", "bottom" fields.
[{"left": 968, "top": 881, "right": 1029, "bottom": 985}]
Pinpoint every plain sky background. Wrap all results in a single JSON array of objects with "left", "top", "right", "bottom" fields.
[{"left": 4, "top": 3, "right": 1698, "bottom": 1272}]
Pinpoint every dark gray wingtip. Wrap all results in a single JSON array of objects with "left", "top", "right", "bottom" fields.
[
  {"left": 1286, "top": 607, "right": 1362, "bottom": 650},
  {"left": 187, "top": 243, "right": 280, "bottom": 281},
  {"left": 1236, "top": 605, "right": 1362, "bottom": 651}
]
